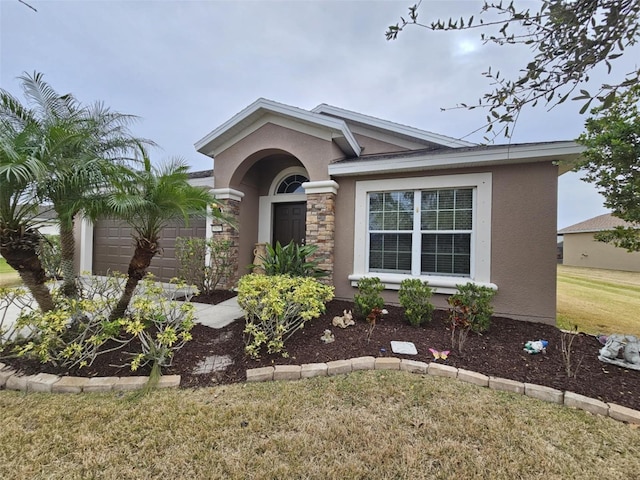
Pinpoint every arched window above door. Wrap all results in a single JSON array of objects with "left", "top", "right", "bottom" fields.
[{"left": 276, "top": 174, "right": 309, "bottom": 194}]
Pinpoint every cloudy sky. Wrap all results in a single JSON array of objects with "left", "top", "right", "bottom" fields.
[{"left": 2, "top": 0, "right": 637, "bottom": 229}]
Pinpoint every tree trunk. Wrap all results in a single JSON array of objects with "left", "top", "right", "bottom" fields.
[
  {"left": 109, "top": 238, "right": 158, "bottom": 321},
  {"left": 0, "top": 235, "right": 55, "bottom": 312},
  {"left": 59, "top": 222, "right": 77, "bottom": 298}
]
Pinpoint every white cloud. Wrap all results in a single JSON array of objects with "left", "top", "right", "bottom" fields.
[{"left": 1, "top": 0, "right": 637, "bottom": 227}]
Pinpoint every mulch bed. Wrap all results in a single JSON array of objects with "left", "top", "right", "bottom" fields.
[{"left": 2, "top": 294, "right": 639, "bottom": 412}]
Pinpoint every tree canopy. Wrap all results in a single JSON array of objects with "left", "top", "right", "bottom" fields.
[
  {"left": 577, "top": 85, "right": 640, "bottom": 251},
  {"left": 386, "top": 0, "right": 640, "bottom": 140}
]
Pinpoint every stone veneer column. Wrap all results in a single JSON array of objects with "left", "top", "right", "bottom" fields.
[
  {"left": 210, "top": 188, "right": 244, "bottom": 289},
  {"left": 303, "top": 181, "right": 339, "bottom": 285}
]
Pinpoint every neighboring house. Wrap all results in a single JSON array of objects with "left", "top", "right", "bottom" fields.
[
  {"left": 35, "top": 206, "right": 58, "bottom": 237},
  {"left": 187, "top": 98, "right": 583, "bottom": 324},
  {"left": 558, "top": 213, "right": 640, "bottom": 272}
]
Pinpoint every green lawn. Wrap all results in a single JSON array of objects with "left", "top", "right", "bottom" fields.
[
  {"left": 0, "top": 257, "right": 20, "bottom": 287},
  {"left": 557, "top": 264, "right": 640, "bottom": 336},
  {"left": 1, "top": 371, "right": 638, "bottom": 479}
]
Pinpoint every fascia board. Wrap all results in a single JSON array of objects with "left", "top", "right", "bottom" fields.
[
  {"left": 195, "top": 98, "right": 360, "bottom": 157},
  {"left": 312, "top": 103, "right": 475, "bottom": 148},
  {"left": 328, "top": 142, "right": 584, "bottom": 176}
]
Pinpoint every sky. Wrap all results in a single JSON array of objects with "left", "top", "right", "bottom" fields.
[{"left": 1, "top": 0, "right": 637, "bottom": 229}]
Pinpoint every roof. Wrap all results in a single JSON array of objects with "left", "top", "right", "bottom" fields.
[
  {"left": 328, "top": 140, "right": 584, "bottom": 176},
  {"left": 195, "top": 98, "right": 361, "bottom": 158},
  {"left": 194, "top": 98, "right": 584, "bottom": 174},
  {"left": 310, "top": 103, "right": 474, "bottom": 149},
  {"left": 558, "top": 213, "right": 637, "bottom": 234}
]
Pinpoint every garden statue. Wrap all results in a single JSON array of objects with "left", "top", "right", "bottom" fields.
[
  {"left": 598, "top": 334, "right": 640, "bottom": 371},
  {"left": 332, "top": 310, "right": 354, "bottom": 329},
  {"left": 320, "top": 329, "right": 335, "bottom": 344}
]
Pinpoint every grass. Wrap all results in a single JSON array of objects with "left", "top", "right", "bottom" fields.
[
  {"left": 0, "top": 258, "right": 20, "bottom": 288},
  {"left": 557, "top": 265, "right": 640, "bottom": 336},
  {"left": 0, "top": 371, "right": 638, "bottom": 479}
]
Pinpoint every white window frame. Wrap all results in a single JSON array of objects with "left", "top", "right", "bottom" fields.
[{"left": 349, "top": 173, "right": 496, "bottom": 294}]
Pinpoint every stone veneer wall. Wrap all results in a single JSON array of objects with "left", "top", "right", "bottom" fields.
[
  {"left": 305, "top": 192, "right": 335, "bottom": 284},
  {"left": 213, "top": 198, "right": 241, "bottom": 289}
]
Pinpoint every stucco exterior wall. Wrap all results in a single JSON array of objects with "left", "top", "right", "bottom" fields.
[
  {"left": 213, "top": 122, "right": 341, "bottom": 187},
  {"left": 352, "top": 133, "right": 410, "bottom": 155},
  {"left": 562, "top": 233, "right": 640, "bottom": 272},
  {"left": 331, "top": 162, "right": 558, "bottom": 324}
]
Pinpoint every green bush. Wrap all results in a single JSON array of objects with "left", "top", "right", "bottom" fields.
[
  {"left": 5, "top": 275, "right": 196, "bottom": 371},
  {"left": 354, "top": 277, "right": 385, "bottom": 319},
  {"left": 237, "top": 273, "right": 334, "bottom": 358},
  {"left": 448, "top": 283, "right": 496, "bottom": 352},
  {"left": 37, "top": 235, "right": 61, "bottom": 279},
  {"left": 398, "top": 278, "right": 434, "bottom": 326},
  {"left": 254, "top": 241, "right": 327, "bottom": 278},
  {"left": 176, "top": 237, "right": 235, "bottom": 294}
]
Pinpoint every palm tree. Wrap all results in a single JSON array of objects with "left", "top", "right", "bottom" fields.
[
  {"left": 0, "top": 99, "right": 55, "bottom": 312},
  {"left": 2, "top": 72, "right": 151, "bottom": 298},
  {"left": 106, "top": 157, "right": 223, "bottom": 321}
]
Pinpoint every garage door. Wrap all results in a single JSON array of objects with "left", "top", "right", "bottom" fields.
[{"left": 93, "top": 218, "right": 207, "bottom": 282}]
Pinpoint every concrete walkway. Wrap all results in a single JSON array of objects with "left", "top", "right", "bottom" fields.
[{"left": 191, "top": 296, "right": 244, "bottom": 329}]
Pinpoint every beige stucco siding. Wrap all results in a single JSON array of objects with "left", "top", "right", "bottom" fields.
[
  {"left": 352, "top": 133, "right": 410, "bottom": 155},
  {"left": 562, "top": 233, "right": 640, "bottom": 272},
  {"left": 331, "top": 162, "right": 558, "bottom": 324},
  {"left": 213, "top": 122, "right": 341, "bottom": 188}
]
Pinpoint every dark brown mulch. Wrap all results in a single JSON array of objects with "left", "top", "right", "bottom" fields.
[{"left": 3, "top": 296, "right": 639, "bottom": 412}]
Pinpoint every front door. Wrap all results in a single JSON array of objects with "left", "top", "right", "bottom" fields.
[{"left": 273, "top": 202, "right": 306, "bottom": 245}]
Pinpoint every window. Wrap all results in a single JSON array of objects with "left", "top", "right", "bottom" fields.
[
  {"left": 276, "top": 174, "right": 309, "bottom": 194},
  {"left": 368, "top": 188, "right": 472, "bottom": 276},
  {"left": 351, "top": 173, "right": 493, "bottom": 292}
]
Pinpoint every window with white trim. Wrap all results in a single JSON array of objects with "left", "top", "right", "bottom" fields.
[
  {"left": 368, "top": 188, "right": 473, "bottom": 276},
  {"left": 351, "top": 173, "right": 493, "bottom": 291}
]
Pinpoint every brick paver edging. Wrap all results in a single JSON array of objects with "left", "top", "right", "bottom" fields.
[
  {"left": 0, "top": 362, "right": 180, "bottom": 393},
  {"left": 246, "top": 356, "right": 640, "bottom": 425}
]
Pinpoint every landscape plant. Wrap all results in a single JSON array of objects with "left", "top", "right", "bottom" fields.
[
  {"left": 398, "top": 278, "right": 434, "bottom": 326},
  {"left": 560, "top": 324, "right": 584, "bottom": 379},
  {"left": 176, "top": 236, "right": 235, "bottom": 294},
  {"left": 448, "top": 283, "right": 496, "bottom": 352},
  {"left": 1, "top": 274, "right": 196, "bottom": 373},
  {"left": 254, "top": 240, "right": 327, "bottom": 278},
  {"left": 353, "top": 276, "right": 385, "bottom": 319},
  {"left": 36, "top": 234, "right": 61, "bottom": 279},
  {"left": 237, "top": 273, "right": 334, "bottom": 358}
]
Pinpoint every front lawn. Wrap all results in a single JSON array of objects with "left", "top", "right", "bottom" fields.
[
  {"left": 1, "top": 372, "right": 638, "bottom": 479},
  {"left": 557, "top": 265, "right": 640, "bottom": 336},
  {"left": 0, "top": 257, "right": 20, "bottom": 287}
]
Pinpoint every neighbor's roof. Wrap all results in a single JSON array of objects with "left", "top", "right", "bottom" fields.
[{"left": 558, "top": 213, "right": 636, "bottom": 234}]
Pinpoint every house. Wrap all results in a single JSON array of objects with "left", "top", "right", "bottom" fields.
[
  {"left": 558, "top": 213, "right": 640, "bottom": 272},
  {"left": 189, "top": 98, "right": 583, "bottom": 324},
  {"left": 78, "top": 170, "right": 214, "bottom": 281}
]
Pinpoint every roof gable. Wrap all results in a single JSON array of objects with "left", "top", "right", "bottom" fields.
[
  {"left": 311, "top": 103, "right": 475, "bottom": 149},
  {"left": 195, "top": 98, "right": 361, "bottom": 158}
]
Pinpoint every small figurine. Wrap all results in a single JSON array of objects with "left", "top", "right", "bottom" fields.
[
  {"left": 320, "top": 329, "right": 335, "bottom": 344},
  {"left": 524, "top": 340, "right": 548, "bottom": 354},
  {"left": 332, "top": 310, "right": 354, "bottom": 329}
]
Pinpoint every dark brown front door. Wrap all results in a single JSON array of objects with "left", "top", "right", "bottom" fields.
[{"left": 273, "top": 202, "right": 306, "bottom": 245}]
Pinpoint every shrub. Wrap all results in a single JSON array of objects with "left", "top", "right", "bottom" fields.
[
  {"left": 354, "top": 277, "right": 384, "bottom": 319},
  {"left": 254, "top": 241, "right": 327, "bottom": 278},
  {"left": 237, "top": 274, "right": 334, "bottom": 358},
  {"left": 37, "top": 235, "right": 62, "bottom": 279},
  {"left": 176, "top": 237, "right": 235, "bottom": 294},
  {"left": 4, "top": 275, "right": 196, "bottom": 371},
  {"left": 448, "top": 283, "right": 496, "bottom": 352},
  {"left": 398, "top": 278, "right": 434, "bottom": 326}
]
